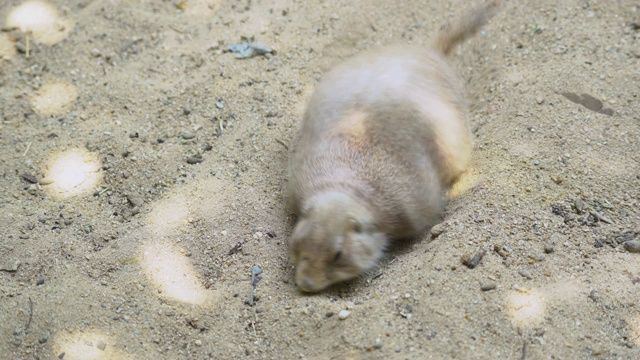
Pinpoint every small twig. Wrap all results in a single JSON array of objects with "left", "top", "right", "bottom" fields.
[
  {"left": 168, "top": 25, "right": 188, "bottom": 34},
  {"left": 25, "top": 297, "right": 33, "bottom": 333},
  {"left": 26, "top": 33, "right": 30, "bottom": 59},
  {"left": 22, "top": 142, "right": 32, "bottom": 157},
  {"left": 590, "top": 211, "right": 614, "bottom": 225},
  {"left": 521, "top": 340, "right": 527, "bottom": 360},
  {"left": 275, "top": 139, "right": 288, "bottom": 150}
]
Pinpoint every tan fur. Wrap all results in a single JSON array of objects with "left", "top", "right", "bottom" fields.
[{"left": 287, "top": 1, "right": 499, "bottom": 292}]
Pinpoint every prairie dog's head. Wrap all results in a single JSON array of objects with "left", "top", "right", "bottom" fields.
[{"left": 289, "top": 192, "right": 386, "bottom": 292}]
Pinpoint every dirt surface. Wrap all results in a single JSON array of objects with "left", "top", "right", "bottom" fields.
[{"left": 1, "top": 0, "right": 639, "bottom": 359}]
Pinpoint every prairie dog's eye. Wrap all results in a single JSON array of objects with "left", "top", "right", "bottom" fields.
[
  {"left": 350, "top": 218, "right": 362, "bottom": 233},
  {"left": 333, "top": 250, "right": 342, "bottom": 262}
]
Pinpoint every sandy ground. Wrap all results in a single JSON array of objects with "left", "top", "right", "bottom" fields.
[{"left": 1, "top": 0, "right": 639, "bottom": 359}]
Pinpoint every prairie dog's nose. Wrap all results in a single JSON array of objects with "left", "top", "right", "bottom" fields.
[{"left": 296, "top": 277, "right": 317, "bottom": 293}]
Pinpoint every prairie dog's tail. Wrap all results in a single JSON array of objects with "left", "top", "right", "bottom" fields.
[{"left": 432, "top": 0, "right": 500, "bottom": 56}]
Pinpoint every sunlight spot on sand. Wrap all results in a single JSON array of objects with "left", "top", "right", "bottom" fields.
[
  {"left": 53, "top": 330, "right": 129, "bottom": 360},
  {"left": 43, "top": 148, "right": 101, "bottom": 198},
  {"left": 506, "top": 288, "right": 545, "bottom": 328},
  {"left": 141, "top": 242, "right": 208, "bottom": 305},
  {"left": 140, "top": 177, "right": 232, "bottom": 305},
  {"left": 30, "top": 81, "right": 78, "bottom": 116},
  {"left": 5, "top": 0, "right": 75, "bottom": 46}
]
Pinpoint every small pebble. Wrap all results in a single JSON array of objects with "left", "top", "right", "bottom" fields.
[
  {"left": 430, "top": 223, "right": 445, "bottom": 238},
  {"left": 481, "top": 282, "right": 496, "bottom": 291},
  {"left": 461, "top": 250, "right": 486, "bottom": 269},
  {"left": 126, "top": 194, "right": 144, "bottom": 207},
  {"left": 194, "top": 339, "right": 202, "bottom": 346},
  {"left": 536, "top": 97, "right": 544, "bottom": 104},
  {"left": 518, "top": 270, "right": 533, "bottom": 280},
  {"left": 182, "top": 131, "right": 195, "bottom": 139},
  {"left": 544, "top": 243, "right": 555, "bottom": 254},
  {"left": 37, "top": 276, "right": 45, "bottom": 285},
  {"left": 96, "top": 340, "right": 106, "bottom": 350},
  {"left": 338, "top": 310, "right": 350, "bottom": 320},
  {"left": 39, "top": 335, "right": 49, "bottom": 344},
  {"left": 373, "top": 338, "right": 383, "bottom": 349},
  {"left": 39, "top": 177, "right": 54, "bottom": 185},
  {"left": 0, "top": 260, "right": 21, "bottom": 272},
  {"left": 22, "top": 173, "right": 38, "bottom": 183},
  {"left": 91, "top": 48, "right": 102, "bottom": 57},
  {"left": 187, "top": 156, "right": 203, "bottom": 164},
  {"left": 624, "top": 240, "right": 640, "bottom": 253}
]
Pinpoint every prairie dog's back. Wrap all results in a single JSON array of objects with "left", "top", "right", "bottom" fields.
[{"left": 287, "top": 1, "right": 500, "bottom": 292}]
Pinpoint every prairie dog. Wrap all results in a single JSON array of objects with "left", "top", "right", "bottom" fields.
[{"left": 287, "top": 1, "right": 499, "bottom": 292}]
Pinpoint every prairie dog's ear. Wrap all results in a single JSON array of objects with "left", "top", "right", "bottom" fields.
[
  {"left": 290, "top": 218, "right": 310, "bottom": 245},
  {"left": 300, "top": 203, "right": 313, "bottom": 217},
  {"left": 349, "top": 218, "right": 363, "bottom": 233}
]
